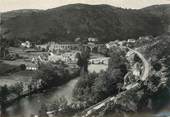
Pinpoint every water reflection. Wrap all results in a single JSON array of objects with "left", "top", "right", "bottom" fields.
[
  {"left": 5, "top": 78, "right": 78, "bottom": 117},
  {"left": 3, "top": 76, "right": 170, "bottom": 117}
]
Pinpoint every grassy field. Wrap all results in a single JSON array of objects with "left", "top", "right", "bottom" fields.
[
  {"left": 1, "top": 47, "right": 107, "bottom": 86},
  {"left": 3, "top": 47, "right": 48, "bottom": 67},
  {"left": 0, "top": 61, "right": 17, "bottom": 75},
  {"left": 0, "top": 70, "right": 37, "bottom": 86},
  {"left": 0, "top": 47, "right": 40, "bottom": 86},
  {"left": 9, "top": 47, "right": 48, "bottom": 58},
  {"left": 2, "top": 59, "right": 35, "bottom": 67},
  {"left": 88, "top": 64, "right": 108, "bottom": 73}
]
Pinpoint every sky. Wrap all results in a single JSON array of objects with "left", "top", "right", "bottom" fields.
[{"left": 0, "top": 0, "right": 170, "bottom": 12}]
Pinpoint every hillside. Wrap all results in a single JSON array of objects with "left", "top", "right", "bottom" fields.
[
  {"left": 141, "top": 4, "right": 170, "bottom": 16},
  {"left": 1, "top": 4, "right": 170, "bottom": 43},
  {"left": 141, "top": 4, "right": 170, "bottom": 32}
]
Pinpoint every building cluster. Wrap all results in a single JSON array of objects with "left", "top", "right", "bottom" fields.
[
  {"left": 36, "top": 42, "right": 80, "bottom": 52},
  {"left": 20, "top": 37, "right": 137, "bottom": 52},
  {"left": 48, "top": 52, "right": 78, "bottom": 63},
  {"left": 22, "top": 38, "right": 138, "bottom": 70},
  {"left": 31, "top": 51, "right": 78, "bottom": 65},
  {"left": 89, "top": 57, "right": 109, "bottom": 65},
  {"left": 105, "top": 39, "right": 136, "bottom": 49}
]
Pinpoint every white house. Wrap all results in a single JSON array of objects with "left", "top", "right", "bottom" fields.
[
  {"left": 89, "top": 57, "right": 109, "bottom": 65},
  {"left": 88, "top": 37, "right": 98, "bottom": 42},
  {"left": 127, "top": 39, "right": 136, "bottom": 43},
  {"left": 105, "top": 41, "right": 117, "bottom": 49},
  {"left": 21, "top": 41, "right": 31, "bottom": 48}
]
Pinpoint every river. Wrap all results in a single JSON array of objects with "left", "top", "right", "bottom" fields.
[
  {"left": 5, "top": 77, "right": 79, "bottom": 117},
  {"left": 2, "top": 64, "right": 108, "bottom": 117},
  {"left": 2, "top": 63, "right": 170, "bottom": 117}
]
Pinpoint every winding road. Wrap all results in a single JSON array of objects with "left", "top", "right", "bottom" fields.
[
  {"left": 80, "top": 47, "right": 151, "bottom": 117},
  {"left": 128, "top": 47, "right": 150, "bottom": 81}
]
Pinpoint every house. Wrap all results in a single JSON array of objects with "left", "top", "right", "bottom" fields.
[
  {"left": 127, "top": 39, "right": 136, "bottom": 43},
  {"left": 48, "top": 42, "right": 79, "bottom": 52},
  {"left": 89, "top": 57, "right": 109, "bottom": 65},
  {"left": 118, "top": 40, "right": 126, "bottom": 46},
  {"left": 105, "top": 41, "right": 117, "bottom": 49},
  {"left": 36, "top": 43, "right": 49, "bottom": 51},
  {"left": 21, "top": 41, "right": 31, "bottom": 48},
  {"left": 138, "top": 36, "right": 153, "bottom": 40},
  {"left": 88, "top": 37, "right": 98, "bottom": 42}
]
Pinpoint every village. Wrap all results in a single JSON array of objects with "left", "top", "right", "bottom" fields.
[
  {"left": 0, "top": 37, "right": 137, "bottom": 71},
  {"left": 1, "top": 33, "right": 169, "bottom": 117},
  {"left": 1, "top": 1, "right": 170, "bottom": 116},
  {"left": 0, "top": 36, "right": 155, "bottom": 117},
  {"left": 0, "top": 36, "right": 142, "bottom": 89}
]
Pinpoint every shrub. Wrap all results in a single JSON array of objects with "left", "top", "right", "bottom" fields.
[{"left": 20, "top": 64, "right": 26, "bottom": 70}]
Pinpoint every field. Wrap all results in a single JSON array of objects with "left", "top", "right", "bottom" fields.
[
  {"left": 0, "top": 61, "right": 17, "bottom": 74},
  {"left": 0, "top": 47, "right": 109, "bottom": 86},
  {"left": 0, "top": 70, "right": 37, "bottom": 86},
  {"left": 88, "top": 53, "right": 109, "bottom": 73},
  {"left": 2, "top": 47, "right": 49, "bottom": 67},
  {"left": 88, "top": 64, "right": 108, "bottom": 73},
  {"left": 0, "top": 47, "right": 43, "bottom": 86}
]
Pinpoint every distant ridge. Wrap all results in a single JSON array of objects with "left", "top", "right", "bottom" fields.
[{"left": 1, "top": 4, "right": 170, "bottom": 43}]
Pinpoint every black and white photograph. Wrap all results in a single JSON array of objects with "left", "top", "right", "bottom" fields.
[{"left": 0, "top": 0, "right": 170, "bottom": 117}]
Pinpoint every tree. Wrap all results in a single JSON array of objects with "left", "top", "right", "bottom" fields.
[
  {"left": 76, "top": 47, "right": 90, "bottom": 73},
  {"left": 73, "top": 47, "right": 128, "bottom": 104},
  {"left": 97, "top": 45, "right": 108, "bottom": 56},
  {"left": 39, "top": 104, "right": 48, "bottom": 117},
  {"left": 11, "top": 82, "right": 24, "bottom": 96},
  {"left": 20, "top": 64, "right": 26, "bottom": 71},
  {"left": 108, "top": 47, "right": 127, "bottom": 81},
  {"left": 92, "top": 71, "right": 110, "bottom": 103},
  {"left": 0, "top": 85, "right": 9, "bottom": 116},
  {"left": 73, "top": 72, "right": 97, "bottom": 103},
  {"left": 0, "top": 46, "right": 9, "bottom": 58}
]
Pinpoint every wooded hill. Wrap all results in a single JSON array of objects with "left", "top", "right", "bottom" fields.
[{"left": 1, "top": 4, "right": 170, "bottom": 43}]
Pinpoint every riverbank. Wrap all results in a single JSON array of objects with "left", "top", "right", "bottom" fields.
[
  {"left": 5, "top": 77, "right": 79, "bottom": 117},
  {"left": 1, "top": 66, "right": 80, "bottom": 116}
]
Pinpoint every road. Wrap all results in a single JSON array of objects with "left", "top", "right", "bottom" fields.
[
  {"left": 80, "top": 47, "right": 150, "bottom": 117},
  {"left": 128, "top": 47, "right": 150, "bottom": 81}
]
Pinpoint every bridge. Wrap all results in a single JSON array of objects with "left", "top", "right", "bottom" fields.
[{"left": 78, "top": 47, "right": 150, "bottom": 117}]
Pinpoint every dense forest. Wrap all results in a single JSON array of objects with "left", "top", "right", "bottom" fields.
[{"left": 1, "top": 4, "right": 170, "bottom": 44}]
